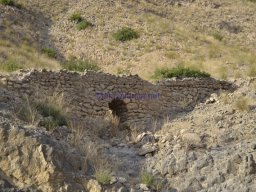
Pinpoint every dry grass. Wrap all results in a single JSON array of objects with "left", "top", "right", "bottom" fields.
[
  {"left": 220, "top": 92, "right": 231, "bottom": 105},
  {"left": 67, "top": 120, "right": 109, "bottom": 172},
  {"left": 0, "top": 41, "right": 60, "bottom": 72},
  {"left": 234, "top": 96, "right": 250, "bottom": 111},
  {"left": 15, "top": 96, "right": 38, "bottom": 125},
  {"left": 104, "top": 110, "right": 120, "bottom": 137},
  {"left": 130, "top": 124, "right": 140, "bottom": 143},
  {"left": 94, "top": 167, "right": 112, "bottom": 185}
]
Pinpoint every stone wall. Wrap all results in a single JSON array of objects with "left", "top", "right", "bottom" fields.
[{"left": 2, "top": 69, "right": 234, "bottom": 129}]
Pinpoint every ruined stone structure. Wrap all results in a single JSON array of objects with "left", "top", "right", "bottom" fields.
[{"left": 2, "top": 69, "right": 233, "bottom": 129}]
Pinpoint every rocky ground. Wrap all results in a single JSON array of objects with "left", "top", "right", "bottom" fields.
[
  {"left": 0, "top": 1, "right": 256, "bottom": 191},
  {"left": 0, "top": 77, "right": 255, "bottom": 192}
]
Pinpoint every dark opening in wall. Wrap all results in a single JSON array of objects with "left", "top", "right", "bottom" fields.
[{"left": 108, "top": 99, "right": 128, "bottom": 123}]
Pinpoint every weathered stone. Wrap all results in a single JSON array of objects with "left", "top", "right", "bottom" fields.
[{"left": 87, "top": 179, "right": 102, "bottom": 192}]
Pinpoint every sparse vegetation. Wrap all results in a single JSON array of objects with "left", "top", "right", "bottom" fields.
[
  {"left": 77, "top": 20, "right": 93, "bottom": 30},
  {"left": 70, "top": 12, "right": 83, "bottom": 23},
  {"left": 42, "top": 48, "right": 57, "bottom": 58},
  {"left": 248, "top": 65, "right": 256, "bottom": 77},
  {"left": 116, "top": 66, "right": 131, "bottom": 75},
  {"left": 36, "top": 102, "right": 67, "bottom": 130},
  {"left": 15, "top": 97, "right": 38, "bottom": 125},
  {"left": 69, "top": 12, "right": 93, "bottom": 30},
  {"left": 0, "top": 60, "right": 23, "bottom": 72},
  {"left": 104, "top": 111, "right": 120, "bottom": 137},
  {"left": 212, "top": 32, "right": 224, "bottom": 41},
  {"left": 34, "top": 92, "right": 68, "bottom": 130},
  {"left": 165, "top": 51, "right": 180, "bottom": 59},
  {"left": 234, "top": 96, "right": 250, "bottom": 111},
  {"left": 113, "top": 27, "right": 139, "bottom": 42},
  {"left": 140, "top": 171, "right": 155, "bottom": 187},
  {"left": 95, "top": 168, "right": 112, "bottom": 185},
  {"left": 153, "top": 66, "right": 210, "bottom": 79},
  {"left": 62, "top": 58, "right": 100, "bottom": 72}
]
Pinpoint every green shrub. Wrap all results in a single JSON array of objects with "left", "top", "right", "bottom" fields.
[
  {"left": 95, "top": 169, "right": 112, "bottom": 185},
  {"left": 42, "top": 48, "right": 57, "bottom": 58},
  {"left": 0, "top": 0, "right": 22, "bottom": 8},
  {"left": 248, "top": 0, "right": 256, "bottom": 2},
  {"left": 153, "top": 65, "right": 210, "bottom": 79},
  {"left": 70, "top": 12, "right": 83, "bottom": 23},
  {"left": 0, "top": 60, "right": 23, "bottom": 72},
  {"left": 77, "top": 20, "right": 93, "bottom": 30},
  {"left": 62, "top": 59, "right": 100, "bottom": 72},
  {"left": 113, "top": 27, "right": 139, "bottom": 42}
]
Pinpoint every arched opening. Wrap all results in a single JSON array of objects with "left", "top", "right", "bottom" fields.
[{"left": 108, "top": 99, "right": 128, "bottom": 123}]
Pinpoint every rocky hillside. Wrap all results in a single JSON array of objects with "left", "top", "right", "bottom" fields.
[
  {"left": 0, "top": 0, "right": 256, "bottom": 79},
  {"left": 0, "top": 73, "right": 255, "bottom": 191}
]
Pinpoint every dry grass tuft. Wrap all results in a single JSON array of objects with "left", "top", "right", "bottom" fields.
[
  {"left": 104, "top": 110, "right": 120, "bottom": 137},
  {"left": 234, "top": 96, "right": 250, "bottom": 111}
]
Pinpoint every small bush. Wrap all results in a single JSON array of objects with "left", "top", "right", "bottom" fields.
[
  {"left": 0, "top": 0, "right": 22, "bottom": 8},
  {"left": 113, "top": 27, "right": 139, "bottom": 42},
  {"left": 77, "top": 20, "right": 93, "bottom": 30},
  {"left": 70, "top": 12, "right": 83, "bottom": 23},
  {"left": 35, "top": 102, "right": 67, "bottom": 127},
  {"left": 42, "top": 48, "right": 57, "bottom": 58},
  {"left": 248, "top": 0, "right": 256, "bottom": 3},
  {"left": 62, "top": 59, "right": 100, "bottom": 72},
  {"left": 95, "top": 169, "right": 112, "bottom": 185},
  {"left": 153, "top": 66, "right": 210, "bottom": 79}
]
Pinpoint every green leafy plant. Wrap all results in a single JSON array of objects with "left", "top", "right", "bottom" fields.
[
  {"left": 95, "top": 169, "right": 112, "bottom": 185},
  {"left": 153, "top": 65, "right": 210, "bottom": 79},
  {"left": 113, "top": 27, "right": 139, "bottom": 42},
  {"left": 42, "top": 48, "right": 57, "bottom": 58},
  {"left": 62, "top": 58, "right": 100, "bottom": 72},
  {"left": 77, "top": 20, "right": 93, "bottom": 30}
]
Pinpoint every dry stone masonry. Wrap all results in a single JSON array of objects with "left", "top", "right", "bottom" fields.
[{"left": 1, "top": 69, "right": 234, "bottom": 129}]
